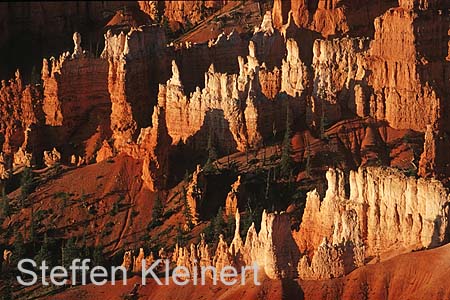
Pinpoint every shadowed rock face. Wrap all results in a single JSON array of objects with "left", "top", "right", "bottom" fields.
[{"left": 0, "top": 2, "right": 135, "bottom": 80}]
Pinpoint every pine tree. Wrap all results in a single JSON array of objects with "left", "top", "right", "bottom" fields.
[
  {"left": 1, "top": 190, "right": 11, "bottom": 218},
  {"left": 305, "top": 142, "right": 312, "bottom": 177},
  {"left": 151, "top": 193, "right": 164, "bottom": 224},
  {"left": 12, "top": 232, "right": 25, "bottom": 267},
  {"left": 29, "top": 207, "right": 36, "bottom": 249},
  {"left": 35, "top": 233, "right": 52, "bottom": 271},
  {"left": 80, "top": 231, "right": 90, "bottom": 259},
  {"left": 213, "top": 207, "right": 225, "bottom": 238},
  {"left": 175, "top": 224, "right": 187, "bottom": 247},
  {"left": 61, "top": 237, "right": 78, "bottom": 269},
  {"left": 204, "top": 130, "right": 217, "bottom": 173},
  {"left": 280, "top": 106, "right": 293, "bottom": 178},
  {"left": 20, "top": 167, "right": 35, "bottom": 207},
  {"left": 181, "top": 188, "right": 193, "bottom": 230},
  {"left": 110, "top": 200, "right": 119, "bottom": 216},
  {"left": 225, "top": 214, "right": 235, "bottom": 243},
  {"left": 92, "top": 244, "right": 105, "bottom": 267}
]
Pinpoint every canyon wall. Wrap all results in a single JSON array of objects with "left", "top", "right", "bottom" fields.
[
  {"left": 295, "top": 167, "right": 450, "bottom": 279},
  {"left": 0, "top": 71, "right": 43, "bottom": 155},
  {"left": 122, "top": 165, "right": 449, "bottom": 280},
  {"left": 101, "top": 25, "right": 168, "bottom": 150},
  {"left": 158, "top": 30, "right": 308, "bottom": 153},
  {"left": 42, "top": 33, "right": 111, "bottom": 161},
  {"left": 272, "top": 0, "right": 399, "bottom": 38}
]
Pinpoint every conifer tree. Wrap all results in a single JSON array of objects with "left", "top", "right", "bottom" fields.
[
  {"left": 280, "top": 106, "right": 293, "bottom": 178},
  {"left": 1, "top": 190, "right": 11, "bottom": 218}
]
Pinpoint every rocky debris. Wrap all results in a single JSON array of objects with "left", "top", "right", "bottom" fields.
[
  {"left": 96, "top": 140, "right": 114, "bottom": 163},
  {"left": 43, "top": 147, "right": 61, "bottom": 167},
  {"left": 225, "top": 176, "right": 242, "bottom": 217},
  {"left": 294, "top": 167, "right": 450, "bottom": 279}
]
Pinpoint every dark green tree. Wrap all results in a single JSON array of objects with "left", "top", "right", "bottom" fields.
[
  {"left": 34, "top": 233, "right": 53, "bottom": 270},
  {"left": 151, "top": 193, "right": 164, "bottom": 224},
  {"left": 20, "top": 167, "right": 35, "bottom": 207},
  {"left": 175, "top": 224, "right": 188, "bottom": 247},
  {"left": 1, "top": 190, "right": 11, "bottom": 218},
  {"left": 212, "top": 207, "right": 225, "bottom": 238},
  {"left": 225, "top": 214, "right": 235, "bottom": 243},
  {"left": 12, "top": 232, "right": 25, "bottom": 267},
  {"left": 92, "top": 244, "right": 105, "bottom": 267},
  {"left": 181, "top": 188, "right": 193, "bottom": 230},
  {"left": 61, "top": 237, "right": 79, "bottom": 269},
  {"left": 204, "top": 130, "right": 218, "bottom": 173},
  {"left": 29, "top": 207, "right": 36, "bottom": 249},
  {"left": 279, "top": 106, "right": 293, "bottom": 178}
]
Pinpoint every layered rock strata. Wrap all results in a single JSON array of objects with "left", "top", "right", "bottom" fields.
[{"left": 42, "top": 33, "right": 111, "bottom": 159}]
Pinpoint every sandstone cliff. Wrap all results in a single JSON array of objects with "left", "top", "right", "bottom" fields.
[
  {"left": 42, "top": 33, "right": 111, "bottom": 162},
  {"left": 101, "top": 25, "right": 168, "bottom": 150},
  {"left": 294, "top": 167, "right": 450, "bottom": 279}
]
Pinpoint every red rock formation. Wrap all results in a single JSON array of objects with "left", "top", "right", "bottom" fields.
[
  {"left": 101, "top": 26, "right": 168, "bottom": 150},
  {"left": 160, "top": 1, "right": 230, "bottom": 31},
  {"left": 137, "top": 106, "right": 172, "bottom": 192},
  {"left": 225, "top": 176, "right": 242, "bottom": 217},
  {"left": 294, "top": 167, "right": 450, "bottom": 279},
  {"left": 42, "top": 33, "right": 111, "bottom": 161},
  {"left": 159, "top": 28, "right": 307, "bottom": 153},
  {"left": 308, "top": 37, "right": 370, "bottom": 128},
  {"left": 96, "top": 140, "right": 114, "bottom": 163},
  {"left": 368, "top": 7, "right": 448, "bottom": 132},
  {"left": 0, "top": 70, "right": 43, "bottom": 170},
  {"left": 272, "top": 0, "right": 398, "bottom": 38}
]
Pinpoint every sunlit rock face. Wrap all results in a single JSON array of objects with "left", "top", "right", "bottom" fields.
[
  {"left": 101, "top": 26, "right": 168, "bottom": 150},
  {"left": 294, "top": 167, "right": 450, "bottom": 279}
]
